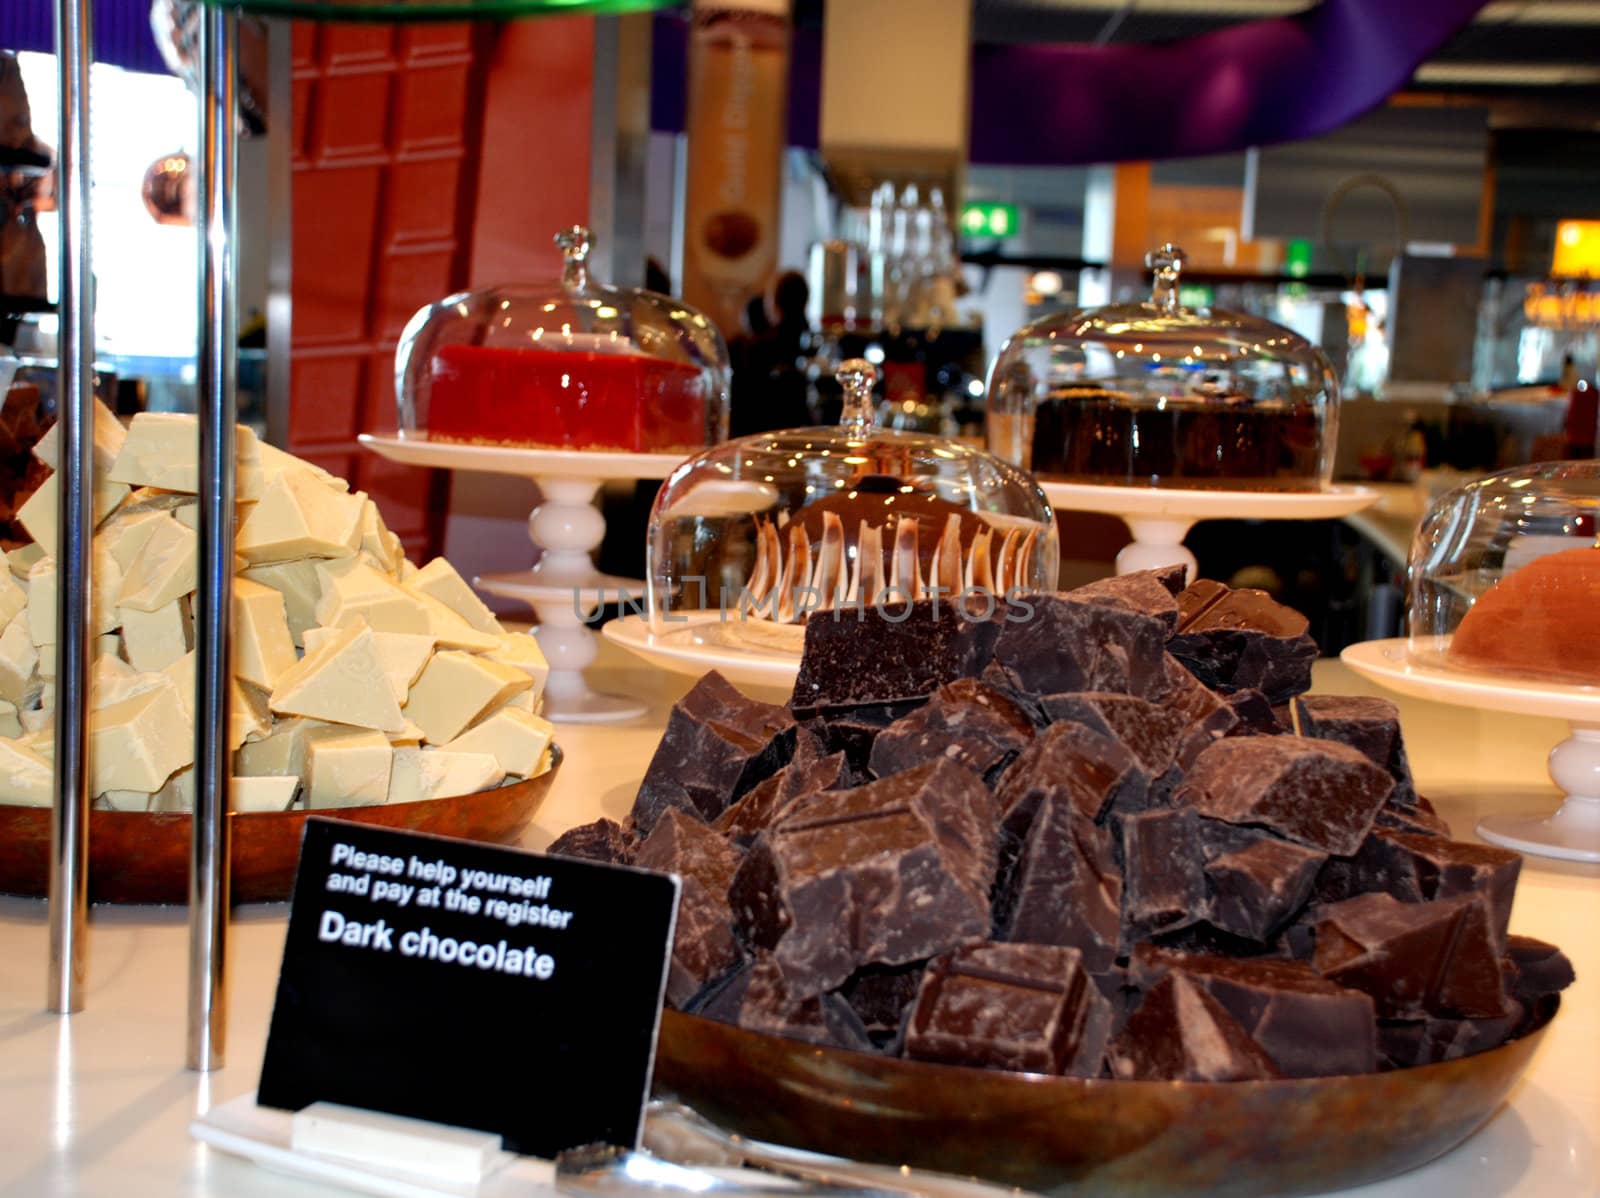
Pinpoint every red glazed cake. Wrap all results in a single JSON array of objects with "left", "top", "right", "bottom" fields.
[{"left": 1449, "top": 545, "right": 1600, "bottom": 685}]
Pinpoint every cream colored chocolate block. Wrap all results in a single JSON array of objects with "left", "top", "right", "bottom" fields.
[
  {"left": 28, "top": 548, "right": 123, "bottom": 645},
  {"left": 97, "top": 788, "right": 149, "bottom": 812},
  {"left": 113, "top": 486, "right": 195, "bottom": 519},
  {"left": 232, "top": 774, "right": 299, "bottom": 813},
  {"left": 119, "top": 601, "right": 190, "bottom": 673},
  {"left": 98, "top": 508, "right": 169, "bottom": 572},
  {"left": 88, "top": 654, "right": 166, "bottom": 709},
  {"left": 413, "top": 592, "right": 499, "bottom": 652},
  {"left": 0, "top": 736, "right": 54, "bottom": 805},
  {"left": 269, "top": 621, "right": 404, "bottom": 732},
  {"left": 302, "top": 626, "right": 431, "bottom": 704},
  {"left": 313, "top": 559, "right": 431, "bottom": 636},
  {"left": 398, "top": 559, "right": 419, "bottom": 583},
  {"left": 7, "top": 543, "right": 44, "bottom": 580},
  {"left": 386, "top": 718, "right": 426, "bottom": 747},
  {"left": 241, "top": 559, "right": 323, "bottom": 646},
  {"left": 0, "top": 698, "right": 20, "bottom": 739},
  {"left": 89, "top": 677, "right": 193, "bottom": 794},
  {"left": 256, "top": 441, "right": 347, "bottom": 492},
  {"left": 108, "top": 413, "right": 264, "bottom": 499},
  {"left": 486, "top": 632, "right": 549, "bottom": 695},
  {"left": 442, "top": 708, "right": 553, "bottom": 778},
  {"left": 234, "top": 715, "right": 323, "bottom": 778},
  {"left": 500, "top": 690, "right": 537, "bottom": 714},
  {"left": 0, "top": 614, "right": 37, "bottom": 706},
  {"left": 233, "top": 576, "right": 297, "bottom": 690},
  {"left": 402, "top": 651, "right": 531, "bottom": 745},
  {"left": 20, "top": 709, "right": 52, "bottom": 738},
  {"left": 0, "top": 570, "right": 27, "bottom": 630},
  {"left": 116, "top": 515, "right": 196, "bottom": 613},
  {"left": 34, "top": 396, "right": 127, "bottom": 473},
  {"left": 531, "top": 746, "right": 553, "bottom": 778},
  {"left": 407, "top": 558, "right": 503, "bottom": 635},
  {"left": 358, "top": 497, "right": 405, "bottom": 577},
  {"left": 236, "top": 470, "right": 363, "bottom": 565},
  {"left": 304, "top": 727, "right": 392, "bottom": 807},
  {"left": 148, "top": 766, "right": 196, "bottom": 813},
  {"left": 386, "top": 747, "right": 503, "bottom": 805},
  {"left": 16, "top": 473, "right": 128, "bottom": 551},
  {"left": 174, "top": 498, "right": 255, "bottom": 533},
  {"left": 163, "top": 650, "right": 267, "bottom": 751}
]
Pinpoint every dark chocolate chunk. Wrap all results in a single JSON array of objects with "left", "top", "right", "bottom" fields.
[
  {"left": 994, "top": 794, "right": 1123, "bottom": 973},
  {"left": 729, "top": 759, "right": 996, "bottom": 997},
  {"left": 814, "top": 699, "right": 926, "bottom": 772},
  {"left": 1314, "top": 892, "right": 1509, "bottom": 1019},
  {"left": 1064, "top": 570, "right": 1181, "bottom": 635},
  {"left": 1293, "top": 694, "right": 1418, "bottom": 804},
  {"left": 714, "top": 747, "right": 854, "bottom": 846},
  {"left": 978, "top": 661, "right": 1050, "bottom": 727},
  {"left": 1120, "top": 807, "right": 1205, "bottom": 939},
  {"left": 790, "top": 597, "right": 1004, "bottom": 709},
  {"left": 1374, "top": 794, "right": 1451, "bottom": 838},
  {"left": 546, "top": 818, "right": 633, "bottom": 865},
  {"left": 1385, "top": 832, "right": 1521, "bottom": 947},
  {"left": 634, "top": 810, "right": 746, "bottom": 1007},
  {"left": 1377, "top": 1003, "right": 1525, "bottom": 1069},
  {"left": 1505, "top": 934, "right": 1577, "bottom": 1006},
  {"left": 1039, "top": 692, "right": 1188, "bottom": 783},
  {"left": 1152, "top": 563, "right": 1189, "bottom": 598},
  {"left": 993, "top": 592, "right": 1169, "bottom": 700},
  {"left": 996, "top": 721, "right": 1145, "bottom": 828},
  {"left": 686, "top": 959, "right": 752, "bottom": 1022},
  {"left": 1151, "top": 654, "right": 1240, "bottom": 767},
  {"left": 869, "top": 679, "right": 1034, "bottom": 784},
  {"left": 1203, "top": 834, "right": 1326, "bottom": 944},
  {"left": 631, "top": 672, "right": 796, "bottom": 835},
  {"left": 1108, "top": 972, "right": 1281, "bottom": 1082},
  {"left": 841, "top": 961, "right": 928, "bottom": 1048},
  {"left": 737, "top": 954, "right": 875, "bottom": 1051},
  {"left": 1169, "top": 580, "right": 1319, "bottom": 704},
  {"left": 904, "top": 943, "right": 1112, "bottom": 1076},
  {"left": 1176, "top": 737, "right": 1393, "bottom": 856},
  {"left": 1134, "top": 946, "right": 1378, "bottom": 1077},
  {"left": 1225, "top": 689, "right": 1287, "bottom": 736}
]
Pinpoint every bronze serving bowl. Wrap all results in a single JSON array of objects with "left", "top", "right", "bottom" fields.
[
  {"left": 654, "top": 995, "right": 1556, "bottom": 1198},
  {"left": 0, "top": 745, "right": 562, "bottom": 904}
]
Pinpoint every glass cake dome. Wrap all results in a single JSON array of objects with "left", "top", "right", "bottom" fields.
[
  {"left": 395, "top": 226, "right": 729, "bottom": 453},
  {"left": 1409, "top": 460, "right": 1600, "bottom": 686},
  {"left": 647, "top": 360, "right": 1059, "bottom": 639},
  {"left": 986, "top": 244, "right": 1340, "bottom": 491}
]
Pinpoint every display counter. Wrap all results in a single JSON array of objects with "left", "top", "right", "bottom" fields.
[{"left": 1, "top": 644, "right": 1596, "bottom": 1198}]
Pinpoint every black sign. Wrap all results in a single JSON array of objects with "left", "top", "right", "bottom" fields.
[{"left": 258, "top": 818, "right": 679, "bottom": 1158}]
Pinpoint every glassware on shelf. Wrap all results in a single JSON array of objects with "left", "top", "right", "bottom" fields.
[
  {"left": 646, "top": 358, "right": 1058, "bottom": 639},
  {"left": 985, "top": 244, "right": 1341, "bottom": 492},
  {"left": 395, "top": 226, "right": 729, "bottom": 454}
]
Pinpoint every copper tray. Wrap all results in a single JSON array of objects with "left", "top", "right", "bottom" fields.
[
  {"left": 0, "top": 745, "right": 562, "bottom": 905},
  {"left": 654, "top": 996, "right": 1556, "bottom": 1198}
]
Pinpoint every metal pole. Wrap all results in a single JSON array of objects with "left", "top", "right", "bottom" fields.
[
  {"left": 188, "top": 2, "right": 238, "bottom": 1073},
  {"left": 47, "top": 0, "right": 94, "bottom": 1016}
]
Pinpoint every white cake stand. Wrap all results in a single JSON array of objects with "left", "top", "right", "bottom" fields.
[
  {"left": 359, "top": 433, "right": 687, "bottom": 723},
  {"left": 1041, "top": 481, "right": 1380, "bottom": 581},
  {"left": 1343, "top": 636, "right": 1600, "bottom": 864}
]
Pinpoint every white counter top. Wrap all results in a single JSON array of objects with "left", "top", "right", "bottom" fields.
[{"left": 1, "top": 648, "right": 1596, "bottom": 1197}]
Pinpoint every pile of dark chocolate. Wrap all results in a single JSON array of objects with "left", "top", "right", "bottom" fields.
[{"left": 553, "top": 571, "right": 1575, "bottom": 1081}]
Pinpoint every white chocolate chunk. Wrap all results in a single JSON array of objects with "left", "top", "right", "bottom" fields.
[
  {"left": 116, "top": 515, "right": 196, "bottom": 613},
  {"left": 147, "top": 767, "right": 196, "bottom": 812},
  {"left": 0, "top": 614, "right": 38, "bottom": 706},
  {"left": 486, "top": 632, "right": 549, "bottom": 701},
  {"left": 358, "top": 497, "right": 405, "bottom": 577},
  {"left": 162, "top": 650, "right": 268, "bottom": 751},
  {"left": 89, "top": 655, "right": 166, "bottom": 709},
  {"left": 35, "top": 632, "right": 124, "bottom": 682},
  {"left": 255, "top": 441, "right": 347, "bottom": 492},
  {"left": 386, "top": 747, "right": 503, "bottom": 805},
  {"left": 269, "top": 622, "right": 404, "bottom": 733},
  {"left": 107, "top": 413, "right": 264, "bottom": 499},
  {"left": 89, "top": 676, "right": 194, "bottom": 795},
  {"left": 17, "top": 473, "right": 128, "bottom": 550},
  {"left": 305, "top": 623, "right": 432, "bottom": 704},
  {"left": 231, "top": 774, "right": 300, "bottom": 813},
  {"left": 407, "top": 557, "right": 502, "bottom": 635},
  {"left": 442, "top": 708, "right": 554, "bottom": 778},
  {"left": 28, "top": 548, "right": 124, "bottom": 644},
  {"left": 34, "top": 396, "right": 127, "bottom": 473},
  {"left": 119, "top": 601, "right": 191, "bottom": 673},
  {"left": 0, "top": 699, "right": 18, "bottom": 739},
  {"left": 98, "top": 508, "right": 171, "bottom": 573},
  {"left": 0, "top": 736, "right": 54, "bottom": 805},
  {"left": 7, "top": 543, "right": 44, "bottom": 580},
  {"left": 232, "top": 577, "right": 297, "bottom": 690},
  {"left": 303, "top": 727, "right": 392, "bottom": 807},
  {"left": 234, "top": 715, "right": 327, "bottom": 778},
  {"left": 386, "top": 718, "right": 426, "bottom": 747},
  {"left": 236, "top": 469, "right": 363, "bottom": 565},
  {"left": 313, "top": 558, "right": 431, "bottom": 636},
  {"left": 402, "top": 651, "right": 531, "bottom": 745},
  {"left": 412, "top": 592, "right": 499, "bottom": 652},
  {"left": 97, "top": 788, "right": 149, "bottom": 812},
  {"left": 240, "top": 559, "right": 323, "bottom": 646},
  {"left": 0, "top": 571, "right": 24, "bottom": 630}
]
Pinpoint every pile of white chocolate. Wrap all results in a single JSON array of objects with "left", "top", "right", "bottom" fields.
[{"left": 0, "top": 406, "right": 552, "bottom": 814}]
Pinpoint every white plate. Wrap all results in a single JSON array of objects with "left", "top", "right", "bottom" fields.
[
  {"left": 1041, "top": 480, "right": 1380, "bottom": 520},
  {"left": 359, "top": 433, "right": 688, "bottom": 481},
  {"left": 602, "top": 613, "right": 801, "bottom": 692},
  {"left": 1340, "top": 636, "right": 1600, "bottom": 723}
]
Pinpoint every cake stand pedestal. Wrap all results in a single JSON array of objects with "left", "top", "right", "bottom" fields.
[
  {"left": 1040, "top": 482, "right": 1380, "bottom": 582},
  {"left": 1343, "top": 637, "right": 1600, "bottom": 864},
  {"left": 359, "top": 434, "right": 685, "bottom": 723}
]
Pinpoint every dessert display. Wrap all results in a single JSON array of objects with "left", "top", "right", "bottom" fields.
[
  {"left": 396, "top": 226, "right": 728, "bottom": 453},
  {"left": 0, "top": 405, "right": 554, "bottom": 815},
  {"left": 646, "top": 361, "right": 1058, "bottom": 630},
  {"left": 986, "top": 245, "right": 1339, "bottom": 491},
  {"left": 1409, "top": 460, "right": 1600, "bottom": 686},
  {"left": 556, "top": 570, "right": 1572, "bottom": 1081}
]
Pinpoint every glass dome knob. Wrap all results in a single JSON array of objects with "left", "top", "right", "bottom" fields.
[
  {"left": 556, "top": 225, "right": 593, "bottom": 290},
  {"left": 836, "top": 358, "right": 879, "bottom": 437},
  {"left": 1146, "top": 242, "right": 1187, "bottom": 312}
]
